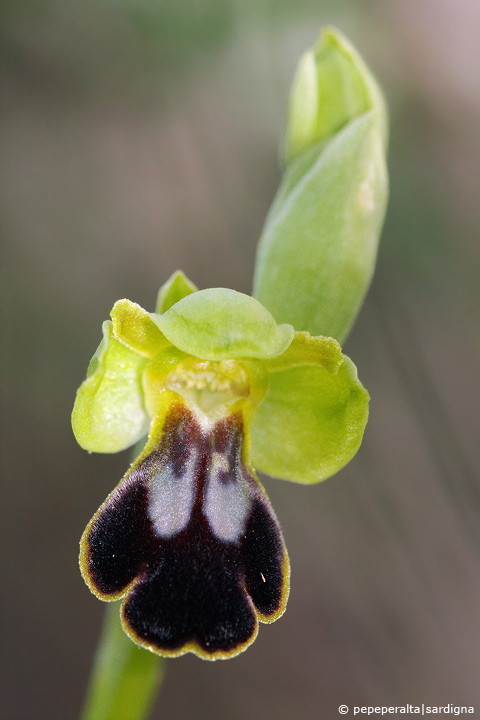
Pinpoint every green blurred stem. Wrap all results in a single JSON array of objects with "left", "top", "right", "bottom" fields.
[{"left": 80, "top": 601, "right": 164, "bottom": 720}]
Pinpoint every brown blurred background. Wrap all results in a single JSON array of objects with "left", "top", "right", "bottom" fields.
[{"left": 2, "top": 1, "right": 480, "bottom": 718}]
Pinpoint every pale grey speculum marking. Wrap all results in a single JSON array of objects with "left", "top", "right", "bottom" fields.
[
  {"left": 147, "top": 425, "right": 251, "bottom": 543},
  {"left": 203, "top": 452, "right": 251, "bottom": 543},
  {"left": 148, "top": 450, "right": 197, "bottom": 538}
]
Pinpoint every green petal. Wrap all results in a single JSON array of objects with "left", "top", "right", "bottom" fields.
[
  {"left": 72, "top": 321, "right": 150, "bottom": 453},
  {"left": 250, "top": 336, "right": 369, "bottom": 483},
  {"left": 155, "top": 270, "right": 198, "bottom": 314},
  {"left": 264, "top": 331, "right": 343, "bottom": 374},
  {"left": 111, "top": 300, "right": 170, "bottom": 358},
  {"left": 151, "top": 288, "right": 294, "bottom": 361}
]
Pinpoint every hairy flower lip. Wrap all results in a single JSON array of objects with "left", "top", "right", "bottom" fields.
[{"left": 80, "top": 401, "right": 290, "bottom": 660}]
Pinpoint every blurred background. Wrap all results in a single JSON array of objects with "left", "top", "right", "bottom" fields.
[{"left": 2, "top": 0, "right": 480, "bottom": 718}]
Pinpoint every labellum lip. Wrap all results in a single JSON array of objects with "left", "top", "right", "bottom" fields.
[{"left": 80, "top": 402, "right": 290, "bottom": 660}]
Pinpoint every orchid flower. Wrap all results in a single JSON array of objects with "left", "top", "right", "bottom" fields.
[{"left": 73, "top": 272, "right": 368, "bottom": 659}]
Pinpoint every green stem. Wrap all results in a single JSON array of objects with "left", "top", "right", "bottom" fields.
[{"left": 80, "top": 602, "right": 164, "bottom": 720}]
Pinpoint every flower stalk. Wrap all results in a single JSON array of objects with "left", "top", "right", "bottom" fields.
[{"left": 81, "top": 603, "right": 163, "bottom": 720}]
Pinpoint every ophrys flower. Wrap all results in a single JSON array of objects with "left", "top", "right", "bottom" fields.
[{"left": 73, "top": 271, "right": 368, "bottom": 659}]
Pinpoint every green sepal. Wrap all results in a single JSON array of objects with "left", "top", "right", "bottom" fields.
[
  {"left": 111, "top": 299, "right": 170, "bottom": 358},
  {"left": 72, "top": 321, "right": 150, "bottom": 453},
  {"left": 151, "top": 288, "right": 295, "bottom": 361},
  {"left": 155, "top": 270, "right": 198, "bottom": 314},
  {"left": 250, "top": 337, "right": 369, "bottom": 483}
]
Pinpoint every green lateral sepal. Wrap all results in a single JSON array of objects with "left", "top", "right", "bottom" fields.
[
  {"left": 250, "top": 333, "right": 369, "bottom": 483},
  {"left": 72, "top": 321, "right": 150, "bottom": 453}
]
